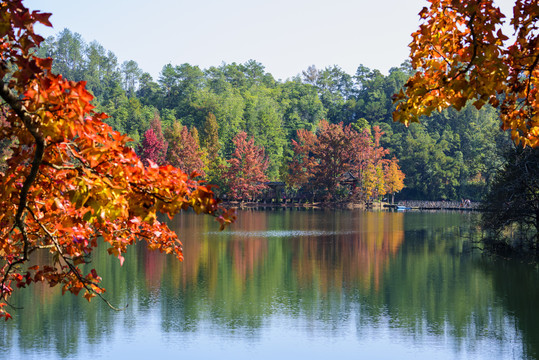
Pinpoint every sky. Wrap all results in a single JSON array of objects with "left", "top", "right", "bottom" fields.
[{"left": 24, "top": 0, "right": 513, "bottom": 82}]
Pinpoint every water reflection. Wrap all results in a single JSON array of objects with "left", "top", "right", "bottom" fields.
[{"left": 1, "top": 210, "right": 537, "bottom": 359}]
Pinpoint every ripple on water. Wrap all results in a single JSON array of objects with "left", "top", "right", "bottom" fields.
[{"left": 204, "top": 230, "right": 357, "bottom": 238}]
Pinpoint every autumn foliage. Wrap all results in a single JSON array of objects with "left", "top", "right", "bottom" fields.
[
  {"left": 224, "top": 132, "right": 269, "bottom": 201},
  {"left": 166, "top": 122, "right": 206, "bottom": 177},
  {"left": 384, "top": 158, "right": 406, "bottom": 204},
  {"left": 289, "top": 121, "right": 404, "bottom": 201},
  {"left": 0, "top": 1, "right": 234, "bottom": 320},
  {"left": 393, "top": 0, "right": 539, "bottom": 148},
  {"left": 138, "top": 112, "right": 168, "bottom": 165}
]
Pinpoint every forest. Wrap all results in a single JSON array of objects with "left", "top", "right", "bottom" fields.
[{"left": 33, "top": 28, "right": 511, "bottom": 202}]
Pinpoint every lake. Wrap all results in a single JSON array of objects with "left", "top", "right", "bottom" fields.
[{"left": 1, "top": 209, "right": 538, "bottom": 359}]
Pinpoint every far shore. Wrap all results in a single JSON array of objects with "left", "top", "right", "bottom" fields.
[{"left": 220, "top": 200, "right": 481, "bottom": 211}]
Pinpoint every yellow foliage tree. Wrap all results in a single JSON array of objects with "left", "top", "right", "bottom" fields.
[{"left": 384, "top": 158, "right": 406, "bottom": 204}]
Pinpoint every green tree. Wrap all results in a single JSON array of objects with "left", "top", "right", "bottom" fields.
[
  {"left": 38, "top": 28, "right": 86, "bottom": 81},
  {"left": 121, "top": 60, "right": 143, "bottom": 97},
  {"left": 243, "top": 88, "right": 285, "bottom": 179},
  {"left": 278, "top": 79, "right": 327, "bottom": 138},
  {"left": 481, "top": 146, "right": 539, "bottom": 253},
  {"left": 314, "top": 65, "right": 356, "bottom": 125}
]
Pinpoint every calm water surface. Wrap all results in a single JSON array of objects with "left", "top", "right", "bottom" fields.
[{"left": 1, "top": 210, "right": 538, "bottom": 359}]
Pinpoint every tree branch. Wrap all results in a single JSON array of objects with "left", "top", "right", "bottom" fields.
[
  {"left": 26, "top": 207, "right": 124, "bottom": 311},
  {"left": 0, "top": 78, "right": 46, "bottom": 301}
]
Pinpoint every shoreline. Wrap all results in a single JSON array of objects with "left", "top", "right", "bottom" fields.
[{"left": 219, "top": 200, "right": 481, "bottom": 211}]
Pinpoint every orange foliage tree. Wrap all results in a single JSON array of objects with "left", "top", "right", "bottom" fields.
[
  {"left": 288, "top": 128, "right": 318, "bottom": 191},
  {"left": 166, "top": 123, "right": 206, "bottom": 177},
  {"left": 393, "top": 0, "right": 539, "bottom": 148},
  {"left": 0, "top": 1, "right": 234, "bottom": 320},
  {"left": 224, "top": 131, "right": 269, "bottom": 201}
]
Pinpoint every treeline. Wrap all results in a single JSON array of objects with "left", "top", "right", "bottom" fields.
[{"left": 35, "top": 29, "right": 511, "bottom": 201}]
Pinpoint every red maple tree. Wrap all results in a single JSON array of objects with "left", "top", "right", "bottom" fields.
[
  {"left": 139, "top": 113, "right": 168, "bottom": 165},
  {"left": 167, "top": 123, "right": 206, "bottom": 177},
  {"left": 289, "top": 121, "right": 401, "bottom": 202},
  {"left": 225, "top": 132, "right": 269, "bottom": 202}
]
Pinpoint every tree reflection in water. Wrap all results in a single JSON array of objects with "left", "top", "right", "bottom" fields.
[{"left": 1, "top": 210, "right": 537, "bottom": 360}]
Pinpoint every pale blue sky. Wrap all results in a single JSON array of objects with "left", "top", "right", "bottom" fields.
[{"left": 24, "top": 0, "right": 514, "bottom": 81}]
